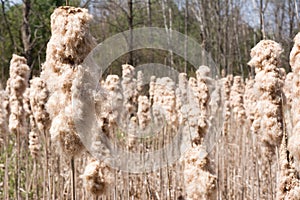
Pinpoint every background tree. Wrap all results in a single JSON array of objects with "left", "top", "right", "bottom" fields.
[{"left": 0, "top": 0, "right": 299, "bottom": 82}]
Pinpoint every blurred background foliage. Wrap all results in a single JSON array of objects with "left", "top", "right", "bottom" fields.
[{"left": 0, "top": 0, "right": 299, "bottom": 84}]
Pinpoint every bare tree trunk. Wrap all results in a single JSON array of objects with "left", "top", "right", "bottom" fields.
[
  {"left": 161, "top": 0, "right": 173, "bottom": 67},
  {"left": 147, "top": 0, "right": 152, "bottom": 27},
  {"left": 259, "top": 0, "right": 264, "bottom": 39},
  {"left": 274, "top": 0, "right": 285, "bottom": 39},
  {"left": 280, "top": 1, "right": 285, "bottom": 39},
  {"left": 216, "top": 0, "right": 223, "bottom": 74},
  {"left": 191, "top": 0, "right": 206, "bottom": 41},
  {"left": 259, "top": 0, "right": 269, "bottom": 40},
  {"left": 148, "top": 0, "right": 154, "bottom": 63},
  {"left": 168, "top": 2, "right": 174, "bottom": 68},
  {"left": 21, "top": 0, "right": 32, "bottom": 67},
  {"left": 128, "top": 0, "right": 134, "bottom": 65},
  {"left": 184, "top": 0, "right": 188, "bottom": 73},
  {"left": 1, "top": 0, "right": 15, "bottom": 51},
  {"left": 289, "top": 0, "right": 295, "bottom": 38},
  {"left": 294, "top": 0, "right": 300, "bottom": 29},
  {"left": 225, "top": 0, "right": 229, "bottom": 74}
]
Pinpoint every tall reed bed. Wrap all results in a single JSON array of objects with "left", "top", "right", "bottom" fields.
[{"left": 1, "top": 5, "right": 300, "bottom": 200}]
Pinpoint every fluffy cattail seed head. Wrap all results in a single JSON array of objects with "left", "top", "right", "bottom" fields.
[
  {"left": 248, "top": 40, "right": 283, "bottom": 72},
  {"left": 41, "top": 6, "right": 95, "bottom": 157},
  {"left": 6, "top": 54, "right": 30, "bottom": 135},
  {"left": 81, "top": 158, "right": 113, "bottom": 196}
]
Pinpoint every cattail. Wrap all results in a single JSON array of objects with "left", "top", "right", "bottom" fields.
[
  {"left": 40, "top": 6, "right": 96, "bottom": 157},
  {"left": 41, "top": 6, "right": 95, "bottom": 93},
  {"left": 28, "top": 130, "right": 40, "bottom": 158},
  {"left": 221, "top": 75, "right": 231, "bottom": 136},
  {"left": 149, "top": 75, "right": 156, "bottom": 105},
  {"left": 248, "top": 40, "right": 284, "bottom": 157},
  {"left": 283, "top": 72, "right": 293, "bottom": 108},
  {"left": 81, "top": 158, "right": 113, "bottom": 196},
  {"left": 0, "top": 90, "right": 9, "bottom": 141},
  {"left": 183, "top": 66, "right": 215, "bottom": 199},
  {"left": 137, "top": 95, "right": 151, "bottom": 130},
  {"left": 29, "top": 78, "right": 50, "bottom": 132},
  {"left": 176, "top": 73, "right": 188, "bottom": 125},
  {"left": 246, "top": 40, "right": 284, "bottom": 199},
  {"left": 102, "top": 75, "right": 123, "bottom": 131},
  {"left": 121, "top": 64, "right": 138, "bottom": 117},
  {"left": 209, "top": 80, "right": 221, "bottom": 119},
  {"left": 288, "top": 33, "right": 300, "bottom": 167},
  {"left": 127, "top": 116, "right": 138, "bottom": 137},
  {"left": 94, "top": 94, "right": 110, "bottom": 138},
  {"left": 6, "top": 54, "right": 30, "bottom": 135},
  {"left": 196, "top": 65, "right": 214, "bottom": 88},
  {"left": 195, "top": 66, "right": 210, "bottom": 134},
  {"left": 25, "top": 100, "right": 38, "bottom": 158},
  {"left": 50, "top": 111, "right": 84, "bottom": 156},
  {"left": 186, "top": 68, "right": 211, "bottom": 161},
  {"left": 178, "top": 73, "right": 188, "bottom": 101},
  {"left": 23, "top": 88, "right": 40, "bottom": 158},
  {"left": 277, "top": 138, "right": 300, "bottom": 200},
  {"left": 184, "top": 67, "right": 211, "bottom": 143},
  {"left": 229, "top": 76, "right": 246, "bottom": 123},
  {"left": 186, "top": 77, "right": 202, "bottom": 143},
  {"left": 0, "top": 89, "right": 8, "bottom": 148},
  {"left": 282, "top": 72, "right": 294, "bottom": 136},
  {"left": 136, "top": 70, "right": 144, "bottom": 93},
  {"left": 244, "top": 78, "right": 256, "bottom": 122},
  {"left": 183, "top": 146, "right": 216, "bottom": 200},
  {"left": 24, "top": 78, "right": 50, "bottom": 158},
  {"left": 153, "top": 77, "right": 177, "bottom": 128},
  {"left": 290, "top": 33, "right": 300, "bottom": 74}
]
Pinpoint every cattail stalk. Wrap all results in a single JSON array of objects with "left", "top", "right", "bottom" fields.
[
  {"left": 183, "top": 66, "right": 216, "bottom": 199},
  {"left": 137, "top": 95, "right": 151, "bottom": 130},
  {"left": 6, "top": 54, "right": 30, "bottom": 199},
  {"left": 40, "top": 6, "right": 95, "bottom": 199},
  {"left": 28, "top": 77, "right": 50, "bottom": 197},
  {"left": 6, "top": 54, "right": 30, "bottom": 135},
  {"left": 277, "top": 126, "right": 300, "bottom": 200},
  {"left": 221, "top": 75, "right": 231, "bottom": 136},
  {"left": 1, "top": 89, "right": 9, "bottom": 199},
  {"left": 41, "top": 6, "right": 95, "bottom": 156},
  {"left": 244, "top": 78, "right": 256, "bottom": 123},
  {"left": 153, "top": 77, "right": 177, "bottom": 128},
  {"left": 230, "top": 76, "right": 246, "bottom": 123},
  {"left": 81, "top": 158, "right": 113, "bottom": 197},
  {"left": 0, "top": 90, "right": 8, "bottom": 145},
  {"left": 248, "top": 40, "right": 284, "bottom": 157},
  {"left": 288, "top": 33, "right": 300, "bottom": 170},
  {"left": 176, "top": 73, "right": 187, "bottom": 125},
  {"left": 183, "top": 146, "right": 216, "bottom": 199},
  {"left": 248, "top": 39, "right": 284, "bottom": 199},
  {"left": 149, "top": 76, "right": 156, "bottom": 105},
  {"left": 136, "top": 70, "right": 144, "bottom": 93}
]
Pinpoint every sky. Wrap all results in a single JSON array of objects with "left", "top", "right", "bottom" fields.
[{"left": 10, "top": 0, "right": 22, "bottom": 4}]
